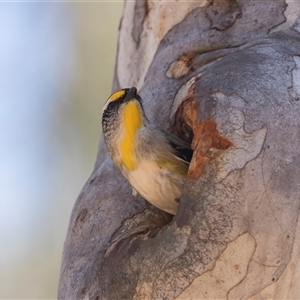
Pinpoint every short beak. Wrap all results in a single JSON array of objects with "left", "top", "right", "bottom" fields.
[{"left": 124, "top": 87, "right": 137, "bottom": 102}]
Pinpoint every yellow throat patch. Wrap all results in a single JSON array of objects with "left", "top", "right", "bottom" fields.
[{"left": 120, "top": 100, "right": 142, "bottom": 170}]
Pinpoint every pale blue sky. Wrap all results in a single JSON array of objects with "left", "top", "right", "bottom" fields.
[{"left": 0, "top": 3, "right": 122, "bottom": 298}]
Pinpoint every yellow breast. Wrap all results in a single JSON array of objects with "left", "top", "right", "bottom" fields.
[{"left": 120, "top": 100, "right": 142, "bottom": 170}]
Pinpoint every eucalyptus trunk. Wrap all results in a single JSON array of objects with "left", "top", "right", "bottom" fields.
[{"left": 58, "top": 1, "right": 300, "bottom": 299}]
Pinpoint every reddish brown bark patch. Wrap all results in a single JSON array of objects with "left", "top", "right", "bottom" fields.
[
  {"left": 188, "top": 118, "right": 232, "bottom": 178},
  {"left": 171, "top": 81, "right": 232, "bottom": 179},
  {"left": 173, "top": 96, "right": 232, "bottom": 179},
  {"left": 166, "top": 53, "right": 195, "bottom": 78}
]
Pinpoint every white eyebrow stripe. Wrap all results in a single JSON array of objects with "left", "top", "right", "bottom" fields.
[{"left": 101, "top": 99, "right": 112, "bottom": 115}]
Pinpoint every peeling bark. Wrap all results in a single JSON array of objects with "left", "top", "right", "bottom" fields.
[{"left": 59, "top": 0, "right": 300, "bottom": 299}]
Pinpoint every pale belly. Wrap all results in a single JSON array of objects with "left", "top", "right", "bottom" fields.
[{"left": 126, "top": 161, "right": 184, "bottom": 214}]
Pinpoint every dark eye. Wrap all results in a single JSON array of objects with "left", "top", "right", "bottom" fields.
[{"left": 105, "top": 101, "right": 119, "bottom": 117}]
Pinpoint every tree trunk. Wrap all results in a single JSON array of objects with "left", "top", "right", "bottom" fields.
[{"left": 58, "top": 1, "right": 300, "bottom": 299}]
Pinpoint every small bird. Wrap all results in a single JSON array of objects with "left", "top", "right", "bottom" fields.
[{"left": 102, "top": 87, "right": 193, "bottom": 215}]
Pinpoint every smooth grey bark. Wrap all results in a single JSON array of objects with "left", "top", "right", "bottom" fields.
[{"left": 59, "top": 1, "right": 300, "bottom": 299}]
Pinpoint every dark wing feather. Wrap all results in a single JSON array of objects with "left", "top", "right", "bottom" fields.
[{"left": 162, "top": 130, "right": 193, "bottom": 164}]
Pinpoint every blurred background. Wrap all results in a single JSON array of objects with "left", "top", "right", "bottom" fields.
[{"left": 0, "top": 2, "right": 122, "bottom": 299}]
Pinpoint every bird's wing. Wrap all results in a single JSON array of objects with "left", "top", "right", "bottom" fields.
[{"left": 162, "top": 130, "right": 193, "bottom": 164}]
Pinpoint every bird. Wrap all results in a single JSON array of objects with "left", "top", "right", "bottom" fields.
[{"left": 101, "top": 87, "right": 193, "bottom": 215}]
